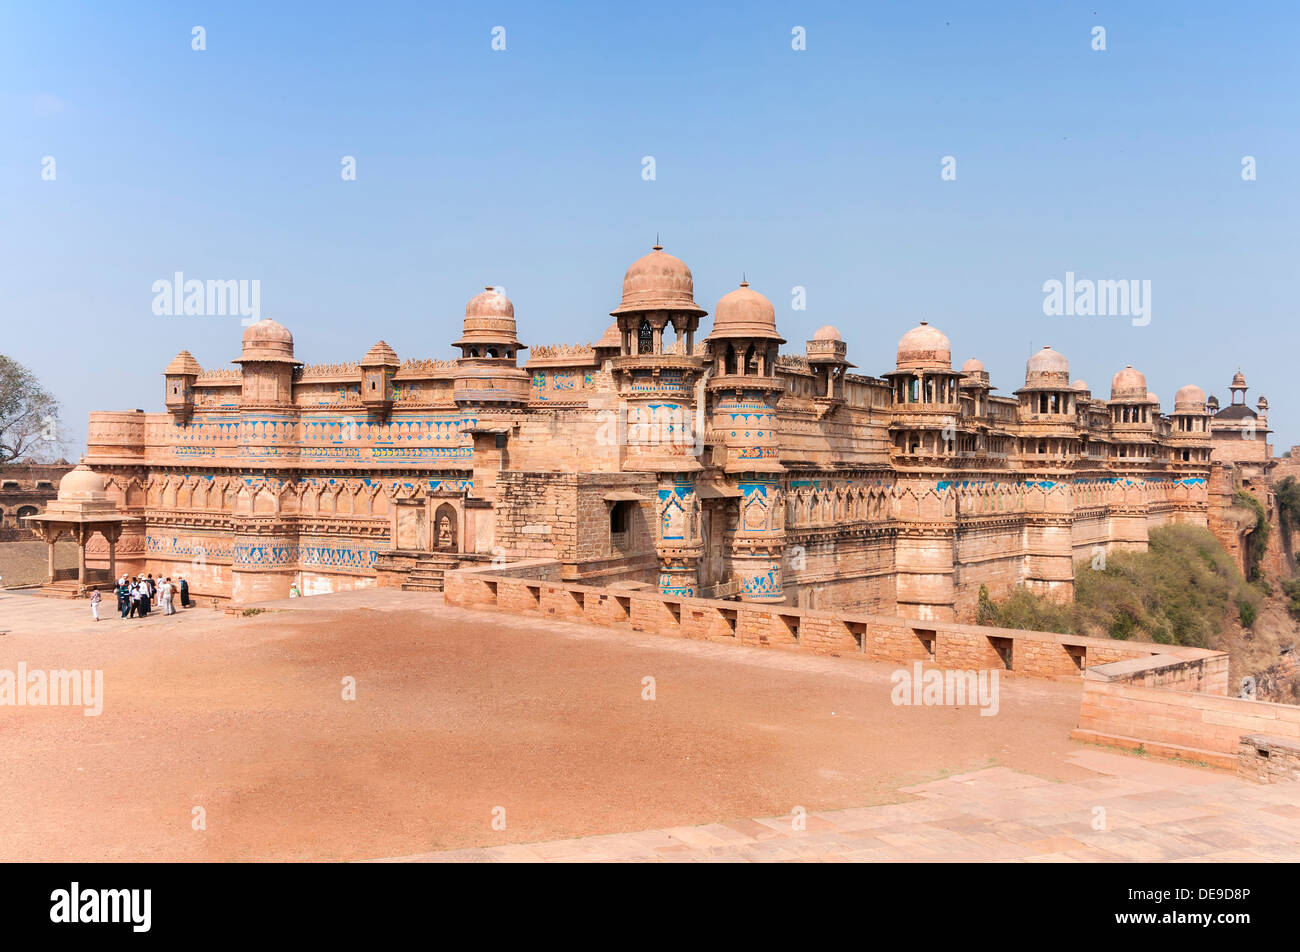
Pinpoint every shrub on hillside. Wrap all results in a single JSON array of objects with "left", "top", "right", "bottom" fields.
[
  {"left": 1234, "top": 489, "right": 1269, "bottom": 581},
  {"left": 979, "top": 585, "right": 1073, "bottom": 634},
  {"left": 979, "top": 525, "right": 1251, "bottom": 650}
]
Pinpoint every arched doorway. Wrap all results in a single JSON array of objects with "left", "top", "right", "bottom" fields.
[
  {"left": 433, "top": 503, "right": 458, "bottom": 552},
  {"left": 16, "top": 506, "right": 38, "bottom": 528}
]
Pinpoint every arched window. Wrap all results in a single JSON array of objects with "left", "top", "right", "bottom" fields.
[
  {"left": 725, "top": 344, "right": 737, "bottom": 375},
  {"left": 744, "top": 345, "right": 757, "bottom": 374},
  {"left": 487, "top": 348, "right": 498, "bottom": 358},
  {"left": 638, "top": 319, "right": 653, "bottom": 355}
]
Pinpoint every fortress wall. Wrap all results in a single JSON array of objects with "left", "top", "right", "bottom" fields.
[
  {"left": 952, "top": 522, "right": 1027, "bottom": 620},
  {"left": 783, "top": 534, "right": 895, "bottom": 613},
  {"left": 1074, "top": 679, "right": 1300, "bottom": 766},
  {"left": 1070, "top": 508, "right": 1109, "bottom": 562},
  {"left": 493, "top": 472, "right": 581, "bottom": 560},
  {"left": 444, "top": 568, "right": 1221, "bottom": 682}
]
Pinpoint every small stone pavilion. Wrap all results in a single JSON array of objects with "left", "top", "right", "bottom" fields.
[{"left": 27, "top": 463, "right": 134, "bottom": 596}]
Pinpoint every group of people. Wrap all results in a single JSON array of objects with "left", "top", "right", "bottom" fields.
[{"left": 87, "top": 574, "right": 192, "bottom": 621}]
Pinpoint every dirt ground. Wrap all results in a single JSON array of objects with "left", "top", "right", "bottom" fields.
[{"left": 0, "top": 589, "right": 1090, "bottom": 861}]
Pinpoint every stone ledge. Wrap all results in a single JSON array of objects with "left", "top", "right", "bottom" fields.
[{"left": 1069, "top": 728, "right": 1235, "bottom": 771}]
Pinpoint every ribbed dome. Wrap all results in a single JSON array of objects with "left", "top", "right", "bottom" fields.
[
  {"left": 362, "top": 340, "right": 400, "bottom": 367},
  {"left": 1025, "top": 346, "right": 1069, "bottom": 385},
  {"left": 1071, "top": 378, "right": 1090, "bottom": 392},
  {"left": 164, "top": 350, "right": 202, "bottom": 376},
  {"left": 610, "top": 244, "right": 706, "bottom": 317},
  {"left": 1174, "top": 384, "right": 1206, "bottom": 412},
  {"left": 813, "top": 325, "right": 842, "bottom": 342},
  {"left": 58, "top": 463, "right": 106, "bottom": 501},
  {"left": 594, "top": 322, "right": 622, "bottom": 350},
  {"left": 455, "top": 287, "right": 523, "bottom": 349},
  {"left": 961, "top": 357, "right": 985, "bottom": 373},
  {"left": 1257, "top": 395, "right": 1269, "bottom": 409},
  {"left": 1231, "top": 368, "right": 1247, "bottom": 388},
  {"left": 896, "top": 322, "right": 951, "bottom": 371},
  {"left": 707, "top": 281, "right": 784, "bottom": 342},
  {"left": 1111, "top": 365, "right": 1147, "bottom": 400},
  {"left": 238, "top": 319, "right": 297, "bottom": 363}
]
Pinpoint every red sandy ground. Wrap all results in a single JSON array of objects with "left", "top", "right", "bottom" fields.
[{"left": 0, "top": 590, "right": 1091, "bottom": 861}]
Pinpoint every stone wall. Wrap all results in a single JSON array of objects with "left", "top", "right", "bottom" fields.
[
  {"left": 1237, "top": 735, "right": 1300, "bottom": 783},
  {"left": 1073, "top": 679, "right": 1300, "bottom": 769},
  {"left": 443, "top": 566, "right": 1224, "bottom": 682}
]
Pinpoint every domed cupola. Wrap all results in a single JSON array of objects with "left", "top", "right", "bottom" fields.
[
  {"left": 1025, "top": 346, "right": 1070, "bottom": 388},
  {"left": 886, "top": 322, "right": 959, "bottom": 410},
  {"left": 452, "top": 287, "right": 529, "bottom": 407},
  {"left": 707, "top": 281, "right": 785, "bottom": 344},
  {"left": 609, "top": 243, "right": 707, "bottom": 358},
  {"left": 454, "top": 287, "right": 524, "bottom": 359},
  {"left": 805, "top": 324, "right": 852, "bottom": 400},
  {"left": 1174, "top": 384, "right": 1206, "bottom": 413},
  {"left": 1110, "top": 365, "right": 1148, "bottom": 401},
  {"left": 895, "top": 322, "right": 952, "bottom": 372},
  {"left": 237, "top": 318, "right": 298, "bottom": 364},
  {"left": 234, "top": 318, "right": 299, "bottom": 407},
  {"left": 611, "top": 244, "right": 706, "bottom": 318},
  {"left": 707, "top": 281, "right": 785, "bottom": 379}
]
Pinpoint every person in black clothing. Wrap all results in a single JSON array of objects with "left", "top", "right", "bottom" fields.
[
  {"left": 178, "top": 575, "right": 191, "bottom": 608},
  {"left": 127, "top": 578, "right": 141, "bottom": 618}
]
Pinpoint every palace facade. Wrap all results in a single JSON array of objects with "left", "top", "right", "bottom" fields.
[{"left": 71, "top": 244, "right": 1268, "bottom": 619}]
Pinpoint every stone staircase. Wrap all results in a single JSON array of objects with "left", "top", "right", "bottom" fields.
[{"left": 401, "top": 554, "right": 461, "bottom": 593}]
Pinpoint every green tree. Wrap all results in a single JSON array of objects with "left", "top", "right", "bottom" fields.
[
  {"left": 1275, "top": 475, "right": 1300, "bottom": 533},
  {"left": 0, "top": 355, "right": 61, "bottom": 462}
]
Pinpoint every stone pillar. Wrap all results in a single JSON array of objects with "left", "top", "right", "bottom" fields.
[
  {"left": 102, "top": 522, "right": 123, "bottom": 581},
  {"left": 731, "top": 479, "right": 785, "bottom": 602},
  {"left": 655, "top": 476, "right": 700, "bottom": 597}
]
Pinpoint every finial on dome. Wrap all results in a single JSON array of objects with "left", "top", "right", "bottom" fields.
[
  {"left": 741, "top": 272, "right": 748, "bottom": 287},
  {"left": 653, "top": 233, "right": 662, "bottom": 251}
]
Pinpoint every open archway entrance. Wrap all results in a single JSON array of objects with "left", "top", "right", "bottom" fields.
[{"left": 434, "top": 503, "right": 458, "bottom": 552}]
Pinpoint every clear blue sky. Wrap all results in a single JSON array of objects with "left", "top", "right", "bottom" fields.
[{"left": 3, "top": 1, "right": 1297, "bottom": 454}]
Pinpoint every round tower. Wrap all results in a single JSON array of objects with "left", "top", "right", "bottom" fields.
[
  {"left": 608, "top": 244, "right": 710, "bottom": 596},
  {"left": 1170, "top": 383, "right": 1211, "bottom": 466},
  {"left": 705, "top": 280, "right": 787, "bottom": 602},
  {"left": 452, "top": 287, "right": 529, "bottom": 407},
  {"left": 230, "top": 319, "right": 301, "bottom": 603}
]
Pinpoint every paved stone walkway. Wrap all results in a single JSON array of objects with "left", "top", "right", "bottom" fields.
[{"left": 384, "top": 749, "right": 1300, "bottom": 862}]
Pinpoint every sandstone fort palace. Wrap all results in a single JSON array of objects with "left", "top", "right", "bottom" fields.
[{"left": 45, "top": 243, "right": 1273, "bottom": 618}]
